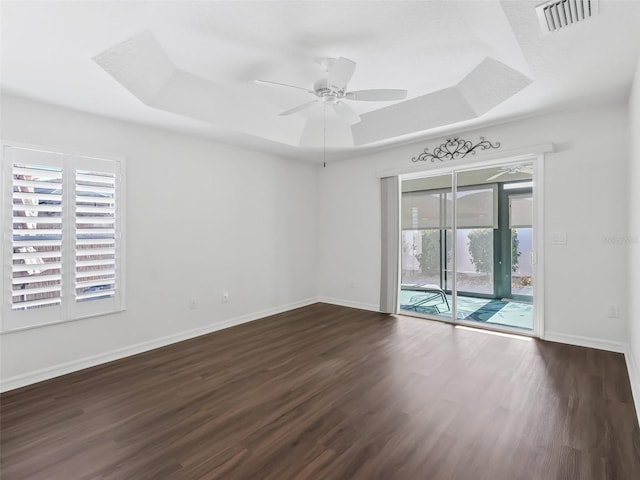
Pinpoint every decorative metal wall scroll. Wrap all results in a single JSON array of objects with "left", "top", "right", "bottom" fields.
[{"left": 411, "top": 137, "right": 501, "bottom": 163}]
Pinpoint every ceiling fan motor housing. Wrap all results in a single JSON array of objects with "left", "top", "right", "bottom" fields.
[{"left": 313, "top": 78, "right": 344, "bottom": 104}]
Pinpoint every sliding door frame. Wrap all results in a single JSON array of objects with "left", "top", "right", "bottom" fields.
[{"left": 399, "top": 153, "right": 545, "bottom": 338}]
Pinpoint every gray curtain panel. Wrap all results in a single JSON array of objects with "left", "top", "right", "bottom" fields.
[{"left": 380, "top": 176, "right": 401, "bottom": 314}]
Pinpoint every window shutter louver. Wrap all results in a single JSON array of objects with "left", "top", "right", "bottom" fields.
[
  {"left": 11, "top": 162, "right": 64, "bottom": 312},
  {"left": 74, "top": 169, "right": 117, "bottom": 303}
]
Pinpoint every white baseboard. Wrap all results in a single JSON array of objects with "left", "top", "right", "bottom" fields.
[
  {"left": 543, "top": 331, "right": 627, "bottom": 353},
  {"left": 625, "top": 346, "right": 640, "bottom": 427},
  {"left": 0, "top": 297, "right": 319, "bottom": 393},
  {"left": 317, "top": 296, "right": 380, "bottom": 313}
]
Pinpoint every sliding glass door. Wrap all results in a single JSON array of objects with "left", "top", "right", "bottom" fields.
[{"left": 400, "top": 160, "right": 536, "bottom": 334}]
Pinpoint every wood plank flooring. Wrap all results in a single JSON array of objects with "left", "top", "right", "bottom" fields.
[{"left": 1, "top": 303, "right": 639, "bottom": 479}]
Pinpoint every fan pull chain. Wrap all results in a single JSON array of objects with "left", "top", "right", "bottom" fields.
[{"left": 323, "top": 102, "right": 327, "bottom": 168}]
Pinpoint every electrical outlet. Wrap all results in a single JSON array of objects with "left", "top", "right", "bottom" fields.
[
  {"left": 607, "top": 304, "right": 619, "bottom": 318},
  {"left": 188, "top": 298, "right": 198, "bottom": 310},
  {"left": 222, "top": 291, "right": 229, "bottom": 303}
]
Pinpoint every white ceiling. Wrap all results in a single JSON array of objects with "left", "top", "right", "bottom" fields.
[{"left": 2, "top": 0, "right": 640, "bottom": 162}]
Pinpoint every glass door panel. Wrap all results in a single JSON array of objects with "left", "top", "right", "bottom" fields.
[
  {"left": 453, "top": 170, "right": 498, "bottom": 321},
  {"left": 400, "top": 173, "right": 452, "bottom": 321},
  {"left": 454, "top": 164, "right": 534, "bottom": 331}
]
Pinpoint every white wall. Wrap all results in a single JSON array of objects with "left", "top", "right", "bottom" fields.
[
  {"left": 628, "top": 58, "right": 640, "bottom": 414},
  {"left": 0, "top": 95, "right": 318, "bottom": 387},
  {"left": 1, "top": 94, "right": 634, "bottom": 391},
  {"left": 318, "top": 103, "right": 630, "bottom": 347}
]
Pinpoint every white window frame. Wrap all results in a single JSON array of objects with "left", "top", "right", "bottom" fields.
[{"left": 1, "top": 141, "right": 126, "bottom": 332}]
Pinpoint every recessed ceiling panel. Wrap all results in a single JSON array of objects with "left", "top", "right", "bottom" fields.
[
  {"left": 93, "top": 31, "right": 175, "bottom": 104},
  {"left": 457, "top": 57, "right": 532, "bottom": 116},
  {"left": 352, "top": 57, "right": 531, "bottom": 146},
  {"left": 352, "top": 87, "right": 476, "bottom": 146},
  {"left": 95, "top": 32, "right": 305, "bottom": 146}
]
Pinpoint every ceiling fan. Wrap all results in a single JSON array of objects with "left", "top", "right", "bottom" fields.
[
  {"left": 486, "top": 164, "right": 534, "bottom": 181},
  {"left": 254, "top": 57, "right": 407, "bottom": 125}
]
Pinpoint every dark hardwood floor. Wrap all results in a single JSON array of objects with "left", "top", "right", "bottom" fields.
[{"left": 1, "top": 303, "right": 639, "bottom": 479}]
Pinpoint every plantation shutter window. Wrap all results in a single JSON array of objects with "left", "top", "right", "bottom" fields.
[
  {"left": 2, "top": 144, "right": 125, "bottom": 331},
  {"left": 69, "top": 156, "right": 122, "bottom": 319}
]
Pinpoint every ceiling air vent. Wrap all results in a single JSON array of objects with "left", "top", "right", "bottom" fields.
[{"left": 536, "top": 0, "right": 599, "bottom": 34}]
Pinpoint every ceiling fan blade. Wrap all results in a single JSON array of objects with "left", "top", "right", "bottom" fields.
[
  {"left": 486, "top": 171, "right": 507, "bottom": 181},
  {"left": 254, "top": 79, "right": 314, "bottom": 94},
  {"left": 327, "top": 57, "right": 356, "bottom": 90},
  {"left": 279, "top": 100, "right": 318, "bottom": 116},
  {"left": 333, "top": 101, "right": 361, "bottom": 125},
  {"left": 345, "top": 89, "right": 408, "bottom": 101}
]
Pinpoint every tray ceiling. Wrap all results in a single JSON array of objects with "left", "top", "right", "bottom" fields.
[{"left": 2, "top": 1, "right": 639, "bottom": 161}]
